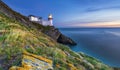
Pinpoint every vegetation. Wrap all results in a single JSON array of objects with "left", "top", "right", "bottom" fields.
[
  {"left": 79, "top": 52, "right": 113, "bottom": 70},
  {"left": 0, "top": 12, "right": 114, "bottom": 70}
]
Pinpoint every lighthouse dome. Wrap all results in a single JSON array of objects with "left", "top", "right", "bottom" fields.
[{"left": 48, "top": 14, "right": 53, "bottom": 18}]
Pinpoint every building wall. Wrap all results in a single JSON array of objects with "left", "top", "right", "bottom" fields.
[
  {"left": 29, "top": 16, "right": 53, "bottom": 26},
  {"left": 42, "top": 20, "right": 51, "bottom": 26},
  {"left": 29, "top": 16, "right": 40, "bottom": 22}
]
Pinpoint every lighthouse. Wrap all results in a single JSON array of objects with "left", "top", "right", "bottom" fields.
[{"left": 48, "top": 14, "right": 53, "bottom": 26}]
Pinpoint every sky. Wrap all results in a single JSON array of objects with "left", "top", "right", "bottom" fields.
[{"left": 3, "top": 0, "right": 120, "bottom": 28}]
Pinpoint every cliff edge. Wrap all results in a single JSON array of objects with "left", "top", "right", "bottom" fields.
[{"left": 44, "top": 26, "right": 76, "bottom": 45}]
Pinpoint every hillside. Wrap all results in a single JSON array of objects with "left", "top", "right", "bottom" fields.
[
  {"left": 0, "top": 11, "right": 114, "bottom": 70},
  {"left": 0, "top": 0, "right": 76, "bottom": 46},
  {"left": 0, "top": 1, "right": 118, "bottom": 70}
]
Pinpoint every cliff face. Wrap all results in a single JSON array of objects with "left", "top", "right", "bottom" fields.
[
  {"left": 0, "top": 0, "right": 76, "bottom": 45},
  {"left": 44, "top": 27, "right": 77, "bottom": 45}
]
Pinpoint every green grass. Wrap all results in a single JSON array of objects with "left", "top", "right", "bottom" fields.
[
  {"left": 79, "top": 52, "right": 113, "bottom": 70},
  {"left": 0, "top": 12, "right": 114, "bottom": 70},
  {"left": 0, "top": 67, "right": 3, "bottom": 70}
]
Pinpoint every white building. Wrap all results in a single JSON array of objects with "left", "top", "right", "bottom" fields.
[{"left": 28, "top": 14, "right": 53, "bottom": 26}]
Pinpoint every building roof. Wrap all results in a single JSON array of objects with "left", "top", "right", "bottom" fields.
[{"left": 28, "top": 15, "right": 42, "bottom": 19}]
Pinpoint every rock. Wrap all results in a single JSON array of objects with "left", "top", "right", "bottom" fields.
[
  {"left": 9, "top": 51, "right": 53, "bottom": 70},
  {"left": 114, "top": 68, "right": 120, "bottom": 70},
  {"left": 44, "top": 26, "right": 77, "bottom": 45},
  {"left": 57, "top": 34, "right": 76, "bottom": 45}
]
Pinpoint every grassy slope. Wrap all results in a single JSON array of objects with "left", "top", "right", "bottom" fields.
[{"left": 0, "top": 12, "right": 113, "bottom": 70}]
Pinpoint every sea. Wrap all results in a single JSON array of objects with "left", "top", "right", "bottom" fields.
[{"left": 59, "top": 28, "right": 120, "bottom": 67}]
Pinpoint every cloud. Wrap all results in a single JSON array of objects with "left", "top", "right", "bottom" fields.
[
  {"left": 73, "top": 21, "right": 120, "bottom": 27},
  {"left": 57, "top": 20, "right": 120, "bottom": 28},
  {"left": 57, "top": 8, "right": 120, "bottom": 27},
  {"left": 85, "top": 6, "right": 120, "bottom": 12},
  {"left": 55, "top": 0, "right": 120, "bottom": 27},
  {"left": 4, "top": 0, "right": 120, "bottom": 27}
]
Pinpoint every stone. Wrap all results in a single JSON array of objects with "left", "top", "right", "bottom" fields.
[
  {"left": 44, "top": 27, "right": 77, "bottom": 45},
  {"left": 9, "top": 51, "right": 53, "bottom": 70}
]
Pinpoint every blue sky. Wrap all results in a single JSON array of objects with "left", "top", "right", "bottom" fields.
[{"left": 3, "top": 0, "right": 120, "bottom": 27}]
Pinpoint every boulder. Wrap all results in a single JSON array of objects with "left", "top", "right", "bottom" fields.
[{"left": 9, "top": 51, "right": 53, "bottom": 70}]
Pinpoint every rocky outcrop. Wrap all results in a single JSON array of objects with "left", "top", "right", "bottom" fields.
[
  {"left": 57, "top": 34, "right": 76, "bottom": 45},
  {"left": 44, "top": 26, "right": 77, "bottom": 45},
  {"left": 0, "top": 0, "right": 76, "bottom": 45},
  {"left": 114, "top": 68, "right": 120, "bottom": 70},
  {"left": 9, "top": 51, "right": 53, "bottom": 70}
]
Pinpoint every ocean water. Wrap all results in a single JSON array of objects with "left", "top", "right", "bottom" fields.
[{"left": 59, "top": 28, "right": 120, "bottom": 67}]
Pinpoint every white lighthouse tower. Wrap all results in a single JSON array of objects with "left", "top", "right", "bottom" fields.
[{"left": 48, "top": 14, "right": 53, "bottom": 26}]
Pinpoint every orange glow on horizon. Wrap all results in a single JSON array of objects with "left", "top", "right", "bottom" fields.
[{"left": 71, "top": 21, "right": 120, "bottom": 27}]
